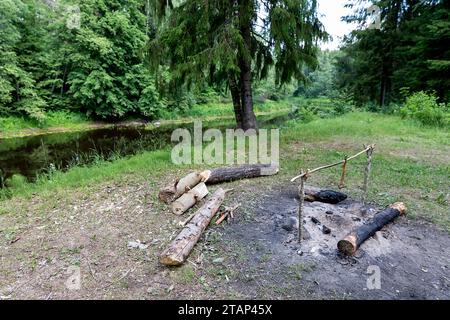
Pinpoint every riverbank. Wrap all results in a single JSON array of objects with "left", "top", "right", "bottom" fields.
[
  {"left": 0, "top": 99, "right": 294, "bottom": 139},
  {"left": 2, "top": 111, "right": 448, "bottom": 228},
  {"left": 1, "top": 111, "right": 449, "bottom": 299}
]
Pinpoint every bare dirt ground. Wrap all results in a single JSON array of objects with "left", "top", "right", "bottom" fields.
[{"left": 0, "top": 174, "right": 449, "bottom": 300}]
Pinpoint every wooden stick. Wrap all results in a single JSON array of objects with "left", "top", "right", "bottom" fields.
[
  {"left": 338, "top": 156, "right": 348, "bottom": 189},
  {"left": 362, "top": 146, "right": 374, "bottom": 204},
  {"left": 291, "top": 145, "right": 375, "bottom": 182},
  {"left": 298, "top": 171, "right": 307, "bottom": 243},
  {"left": 337, "top": 202, "right": 407, "bottom": 256},
  {"left": 215, "top": 204, "right": 241, "bottom": 225}
]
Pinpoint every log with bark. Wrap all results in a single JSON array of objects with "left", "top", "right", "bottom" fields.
[
  {"left": 302, "top": 186, "right": 348, "bottom": 204},
  {"left": 203, "top": 164, "right": 279, "bottom": 185},
  {"left": 159, "top": 171, "right": 210, "bottom": 204},
  {"left": 171, "top": 182, "right": 209, "bottom": 215},
  {"left": 160, "top": 188, "right": 226, "bottom": 266},
  {"left": 337, "top": 202, "right": 407, "bottom": 256}
]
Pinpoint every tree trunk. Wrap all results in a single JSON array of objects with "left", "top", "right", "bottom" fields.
[
  {"left": 337, "top": 202, "right": 407, "bottom": 256},
  {"left": 204, "top": 164, "right": 279, "bottom": 185},
  {"left": 228, "top": 74, "right": 243, "bottom": 129},
  {"left": 238, "top": 0, "right": 258, "bottom": 131},
  {"left": 160, "top": 188, "right": 226, "bottom": 266},
  {"left": 239, "top": 64, "right": 257, "bottom": 131}
]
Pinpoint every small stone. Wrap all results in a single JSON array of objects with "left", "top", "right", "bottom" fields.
[
  {"left": 297, "top": 250, "right": 303, "bottom": 256},
  {"left": 325, "top": 210, "right": 333, "bottom": 215},
  {"left": 352, "top": 217, "right": 361, "bottom": 222},
  {"left": 213, "top": 257, "right": 225, "bottom": 264},
  {"left": 322, "top": 225, "right": 331, "bottom": 234},
  {"left": 282, "top": 217, "right": 299, "bottom": 231},
  {"left": 311, "top": 217, "right": 321, "bottom": 224},
  {"left": 127, "top": 240, "right": 149, "bottom": 250}
]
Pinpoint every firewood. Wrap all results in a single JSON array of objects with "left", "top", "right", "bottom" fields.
[
  {"left": 204, "top": 164, "right": 279, "bottom": 185},
  {"left": 303, "top": 186, "right": 348, "bottom": 204},
  {"left": 337, "top": 202, "right": 407, "bottom": 256},
  {"left": 215, "top": 204, "right": 241, "bottom": 225},
  {"left": 160, "top": 188, "right": 226, "bottom": 266},
  {"left": 159, "top": 170, "right": 210, "bottom": 204},
  {"left": 171, "top": 182, "right": 209, "bottom": 215}
]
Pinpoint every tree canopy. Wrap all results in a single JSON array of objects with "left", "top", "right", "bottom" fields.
[
  {"left": 150, "top": 0, "right": 327, "bottom": 129},
  {"left": 335, "top": 0, "right": 450, "bottom": 107}
]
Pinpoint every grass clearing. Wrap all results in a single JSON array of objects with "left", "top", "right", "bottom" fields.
[{"left": 1, "top": 109, "right": 448, "bottom": 231}]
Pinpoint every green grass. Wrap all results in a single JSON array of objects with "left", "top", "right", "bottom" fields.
[
  {"left": 0, "top": 111, "right": 95, "bottom": 138},
  {"left": 0, "top": 148, "right": 175, "bottom": 200},
  {"left": 1, "top": 107, "right": 448, "bottom": 231},
  {"left": 279, "top": 112, "right": 449, "bottom": 231},
  {"left": 160, "top": 99, "right": 295, "bottom": 120}
]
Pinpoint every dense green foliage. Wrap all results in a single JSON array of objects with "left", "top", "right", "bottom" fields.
[
  {"left": 400, "top": 91, "right": 449, "bottom": 127},
  {"left": 294, "top": 50, "right": 339, "bottom": 98},
  {"left": 0, "top": 0, "right": 448, "bottom": 128},
  {"left": 0, "top": 0, "right": 162, "bottom": 121},
  {"left": 335, "top": 0, "right": 450, "bottom": 107}
]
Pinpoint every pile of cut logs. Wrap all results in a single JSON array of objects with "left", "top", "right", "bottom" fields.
[{"left": 158, "top": 164, "right": 279, "bottom": 266}]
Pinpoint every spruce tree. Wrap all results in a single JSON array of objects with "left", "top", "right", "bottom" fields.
[{"left": 151, "top": 0, "right": 327, "bottom": 129}]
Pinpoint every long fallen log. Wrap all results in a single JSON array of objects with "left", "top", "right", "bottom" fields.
[
  {"left": 160, "top": 188, "right": 226, "bottom": 266},
  {"left": 337, "top": 202, "right": 407, "bottom": 256},
  {"left": 204, "top": 164, "right": 279, "bottom": 185},
  {"left": 159, "top": 171, "right": 210, "bottom": 204},
  {"left": 171, "top": 182, "right": 209, "bottom": 215},
  {"left": 303, "top": 186, "right": 348, "bottom": 204}
]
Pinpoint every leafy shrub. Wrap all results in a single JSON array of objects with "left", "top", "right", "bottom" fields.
[
  {"left": 400, "top": 91, "right": 449, "bottom": 127},
  {"left": 5, "top": 174, "right": 27, "bottom": 189}
]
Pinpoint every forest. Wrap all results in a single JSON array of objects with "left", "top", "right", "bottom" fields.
[
  {"left": 0, "top": 0, "right": 449, "bottom": 301},
  {"left": 1, "top": 0, "right": 449, "bottom": 128}
]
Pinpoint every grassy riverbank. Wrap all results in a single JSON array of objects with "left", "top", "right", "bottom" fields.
[
  {"left": 0, "top": 98, "right": 295, "bottom": 139},
  {"left": 1, "top": 111, "right": 448, "bottom": 231}
]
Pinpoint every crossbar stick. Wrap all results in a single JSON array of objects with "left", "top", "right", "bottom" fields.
[{"left": 291, "top": 145, "right": 375, "bottom": 182}]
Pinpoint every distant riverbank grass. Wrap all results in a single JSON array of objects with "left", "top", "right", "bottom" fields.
[
  {"left": 0, "top": 111, "right": 90, "bottom": 135},
  {"left": 0, "top": 98, "right": 297, "bottom": 138},
  {"left": 1, "top": 111, "right": 449, "bottom": 231}
]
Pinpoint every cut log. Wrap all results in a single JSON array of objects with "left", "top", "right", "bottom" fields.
[
  {"left": 337, "top": 202, "right": 407, "bottom": 256},
  {"left": 303, "top": 186, "right": 347, "bottom": 204},
  {"left": 159, "top": 171, "right": 210, "bottom": 204},
  {"left": 171, "top": 182, "right": 209, "bottom": 215},
  {"left": 160, "top": 188, "right": 226, "bottom": 266},
  {"left": 204, "top": 164, "right": 279, "bottom": 185}
]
